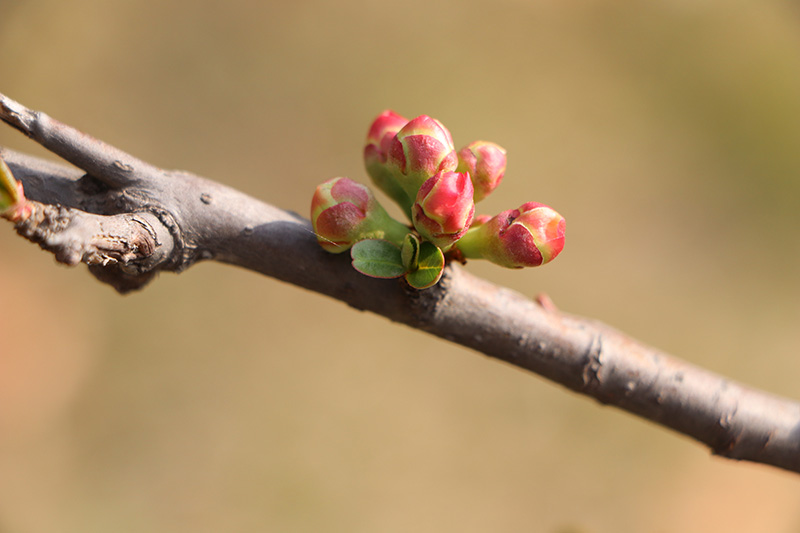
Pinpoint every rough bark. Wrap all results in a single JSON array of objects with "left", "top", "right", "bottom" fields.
[{"left": 2, "top": 92, "right": 799, "bottom": 474}]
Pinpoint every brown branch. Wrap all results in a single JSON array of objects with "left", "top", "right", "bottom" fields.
[{"left": 2, "top": 93, "right": 799, "bottom": 474}]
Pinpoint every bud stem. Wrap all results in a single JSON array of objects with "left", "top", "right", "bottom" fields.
[
  {"left": 452, "top": 226, "right": 486, "bottom": 259},
  {"left": 378, "top": 215, "right": 414, "bottom": 247}
]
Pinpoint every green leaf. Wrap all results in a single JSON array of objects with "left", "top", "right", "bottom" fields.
[
  {"left": 405, "top": 242, "right": 445, "bottom": 289},
  {"left": 0, "top": 157, "right": 20, "bottom": 211},
  {"left": 351, "top": 239, "right": 406, "bottom": 279},
  {"left": 401, "top": 233, "right": 420, "bottom": 272}
]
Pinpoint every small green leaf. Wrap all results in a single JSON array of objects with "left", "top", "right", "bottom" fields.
[
  {"left": 405, "top": 242, "right": 445, "bottom": 289},
  {"left": 0, "top": 157, "right": 20, "bottom": 211},
  {"left": 401, "top": 233, "right": 420, "bottom": 272},
  {"left": 351, "top": 239, "right": 406, "bottom": 279}
]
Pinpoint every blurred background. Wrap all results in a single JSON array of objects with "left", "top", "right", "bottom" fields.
[{"left": 1, "top": 0, "right": 800, "bottom": 531}]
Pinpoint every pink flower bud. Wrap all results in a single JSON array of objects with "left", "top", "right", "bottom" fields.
[
  {"left": 411, "top": 171, "right": 475, "bottom": 251},
  {"left": 387, "top": 115, "right": 458, "bottom": 200},
  {"left": 311, "top": 177, "right": 409, "bottom": 253},
  {"left": 457, "top": 141, "right": 507, "bottom": 202},
  {"left": 364, "top": 111, "right": 414, "bottom": 213},
  {"left": 456, "top": 202, "right": 565, "bottom": 268},
  {"left": 365, "top": 110, "right": 408, "bottom": 158}
]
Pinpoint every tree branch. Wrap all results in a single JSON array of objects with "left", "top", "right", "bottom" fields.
[{"left": 2, "top": 92, "right": 799, "bottom": 474}]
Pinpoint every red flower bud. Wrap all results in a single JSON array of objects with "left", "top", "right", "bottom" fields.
[
  {"left": 364, "top": 110, "right": 414, "bottom": 213},
  {"left": 387, "top": 115, "right": 458, "bottom": 200},
  {"left": 457, "top": 141, "right": 507, "bottom": 202},
  {"left": 456, "top": 202, "right": 565, "bottom": 268},
  {"left": 411, "top": 171, "right": 475, "bottom": 251},
  {"left": 365, "top": 110, "right": 408, "bottom": 160},
  {"left": 311, "top": 177, "right": 409, "bottom": 253}
]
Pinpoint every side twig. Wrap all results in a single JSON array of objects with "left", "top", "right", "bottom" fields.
[{"left": 2, "top": 92, "right": 798, "bottom": 474}]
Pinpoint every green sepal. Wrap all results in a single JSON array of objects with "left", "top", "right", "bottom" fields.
[
  {"left": 404, "top": 241, "right": 445, "bottom": 289},
  {"left": 351, "top": 239, "right": 407, "bottom": 279},
  {"left": 0, "top": 157, "right": 20, "bottom": 211},
  {"left": 401, "top": 233, "right": 420, "bottom": 272}
]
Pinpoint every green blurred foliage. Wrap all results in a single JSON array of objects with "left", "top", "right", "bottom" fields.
[{"left": 1, "top": 1, "right": 800, "bottom": 532}]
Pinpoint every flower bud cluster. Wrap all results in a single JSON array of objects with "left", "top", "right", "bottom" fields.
[{"left": 311, "top": 110, "right": 566, "bottom": 287}]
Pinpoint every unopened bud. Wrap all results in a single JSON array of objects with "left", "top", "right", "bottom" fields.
[
  {"left": 311, "top": 177, "right": 409, "bottom": 253},
  {"left": 363, "top": 110, "right": 413, "bottom": 213},
  {"left": 457, "top": 141, "right": 506, "bottom": 202},
  {"left": 456, "top": 202, "right": 565, "bottom": 268},
  {"left": 387, "top": 115, "right": 458, "bottom": 201},
  {"left": 411, "top": 171, "right": 474, "bottom": 251}
]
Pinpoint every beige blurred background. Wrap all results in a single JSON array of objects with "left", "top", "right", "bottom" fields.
[{"left": 1, "top": 1, "right": 800, "bottom": 531}]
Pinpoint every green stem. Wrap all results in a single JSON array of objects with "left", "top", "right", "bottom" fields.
[
  {"left": 453, "top": 226, "right": 487, "bottom": 259},
  {"left": 379, "top": 214, "right": 412, "bottom": 247}
]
